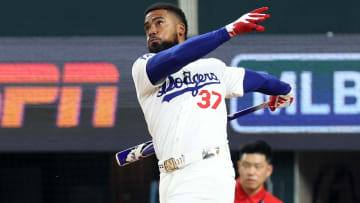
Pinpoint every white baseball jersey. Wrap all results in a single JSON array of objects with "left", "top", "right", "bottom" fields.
[{"left": 132, "top": 53, "right": 245, "bottom": 161}]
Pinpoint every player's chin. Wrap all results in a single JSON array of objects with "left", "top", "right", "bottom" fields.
[
  {"left": 148, "top": 42, "right": 163, "bottom": 53},
  {"left": 148, "top": 40, "right": 178, "bottom": 53},
  {"left": 148, "top": 40, "right": 158, "bottom": 47},
  {"left": 244, "top": 180, "right": 259, "bottom": 188}
]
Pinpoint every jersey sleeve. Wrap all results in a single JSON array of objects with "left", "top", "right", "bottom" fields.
[
  {"left": 132, "top": 53, "right": 161, "bottom": 99},
  {"left": 146, "top": 27, "right": 230, "bottom": 85},
  {"left": 221, "top": 65, "right": 246, "bottom": 98}
]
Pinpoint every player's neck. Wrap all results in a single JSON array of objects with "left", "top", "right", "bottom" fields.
[{"left": 178, "top": 37, "right": 185, "bottom": 44}]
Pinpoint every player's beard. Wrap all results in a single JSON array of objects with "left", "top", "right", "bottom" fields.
[{"left": 148, "top": 34, "right": 179, "bottom": 53}]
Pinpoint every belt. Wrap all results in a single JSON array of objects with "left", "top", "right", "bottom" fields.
[{"left": 158, "top": 145, "right": 228, "bottom": 173}]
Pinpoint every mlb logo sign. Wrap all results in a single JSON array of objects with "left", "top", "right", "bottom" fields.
[{"left": 230, "top": 53, "right": 360, "bottom": 133}]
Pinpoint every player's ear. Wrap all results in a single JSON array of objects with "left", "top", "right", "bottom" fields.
[
  {"left": 237, "top": 161, "right": 242, "bottom": 172},
  {"left": 266, "top": 164, "right": 274, "bottom": 177},
  {"left": 177, "top": 23, "right": 186, "bottom": 40}
]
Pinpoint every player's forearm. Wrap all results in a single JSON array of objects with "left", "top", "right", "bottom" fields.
[
  {"left": 146, "top": 27, "right": 230, "bottom": 85},
  {"left": 243, "top": 69, "right": 291, "bottom": 95}
]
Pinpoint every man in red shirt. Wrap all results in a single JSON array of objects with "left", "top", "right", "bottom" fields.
[{"left": 234, "top": 140, "right": 283, "bottom": 203}]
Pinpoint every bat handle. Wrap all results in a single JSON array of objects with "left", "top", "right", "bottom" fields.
[{"left": 227, "top": 102, "right": 269, "bottom": 121}]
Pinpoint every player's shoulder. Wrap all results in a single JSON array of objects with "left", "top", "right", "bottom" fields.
[
  {"left": 132, "top": 53, "right": 156, "bottom": 69},
  {"left": 138, "top": 53, "right": 156, "bottom": 61},
  {"left": 198, "top": 57, "right": 226, "bottom": 65},
  {"left": 192, "top": 58, "right": 226, "bottom": 70},
  {"left": 133, "top": 53, "right": 156, "bottom": 64}
]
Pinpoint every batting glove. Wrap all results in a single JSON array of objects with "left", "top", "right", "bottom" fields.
[
  {"left": 268, "top": 87, "right": 294, "bottom": 111},
  {"left": 225, "top": 7, "right": 270, "bottom": 37}
]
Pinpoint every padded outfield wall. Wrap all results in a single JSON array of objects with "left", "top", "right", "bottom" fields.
[{"left": 0, "top": 35, "right": 359, "bottom": 152}]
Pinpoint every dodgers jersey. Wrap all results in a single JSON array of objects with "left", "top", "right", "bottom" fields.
[{"left": 132, "top": 53, "right": 245, "bottom": 161}]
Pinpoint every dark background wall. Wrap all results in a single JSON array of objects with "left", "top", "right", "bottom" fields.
[
  {"left": 198, "top": 0, "right": 360, "bottom": 34},
  {"left": 0, "top": 0, "right": 358, "bottom": 36},
  {"left": 0, "top": 0, "right": 177, "bottom": 36}
]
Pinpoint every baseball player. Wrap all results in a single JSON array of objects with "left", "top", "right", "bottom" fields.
[{"left": 132, "top": 2, "right": 294, "bottom": 203}]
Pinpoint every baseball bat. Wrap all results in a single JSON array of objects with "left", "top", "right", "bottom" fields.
[
  {"left": 115, "top": 101, "right": 269, "bottom": 166},
  {"left": 115, "top": 140, "right": 155, "bottom": 166}
]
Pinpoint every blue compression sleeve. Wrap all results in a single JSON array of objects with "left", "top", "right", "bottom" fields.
[
  {"left": 243, "top": 69, "right": 291, "bottom": 95},
  {"left": 146, "top": 27, "right": 230, "bottom": 85}
]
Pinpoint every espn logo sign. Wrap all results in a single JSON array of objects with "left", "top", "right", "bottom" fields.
[
  {"left": 0, "top": 63, "right": 119, "bottom": 128},
  {"left": 230, "top": 53, "right": 360, "bottom": 133}
]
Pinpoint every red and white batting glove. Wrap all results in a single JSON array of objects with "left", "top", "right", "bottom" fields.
[
  {"left": 268, "top": 88, "right": 294, "bottom": 111},
  {"left": 225, "top": 7, "right": 270, "bottom": 37}
]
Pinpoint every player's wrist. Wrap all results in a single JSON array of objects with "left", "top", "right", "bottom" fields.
[
  {"left": 225, "top": 24, "right": 236, "bottom": 38},
  {"left": 219, "top": 26, "right": 233, "bottom": 39},
  {"left": 283, "top": 84, "right": 292, "bottom": 95},
  {"left": 286, "top": 86, "right": 293, "bottom": 96}
]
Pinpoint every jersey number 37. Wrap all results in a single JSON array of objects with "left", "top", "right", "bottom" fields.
[{"left": 197, "top": 90, "right": 222, "bottom": 109}]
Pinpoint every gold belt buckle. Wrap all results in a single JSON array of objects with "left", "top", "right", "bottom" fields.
[{"left": 164, "top": 158, "right": 179, "bottom": 172}]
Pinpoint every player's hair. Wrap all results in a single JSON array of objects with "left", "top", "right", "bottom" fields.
[
  {"left": 239, "top": 140, "right": 273, "bottom": 164},
  {"left": 144, "top": 2, "right": 188, "bottom": 39}
]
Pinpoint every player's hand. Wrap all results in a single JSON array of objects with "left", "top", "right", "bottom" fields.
[
  {"left": 225, "top": 7, "right": 270, "bottom": 37},
  {"left": 268, "top": 87, "right": 294, "bottom": 111}
]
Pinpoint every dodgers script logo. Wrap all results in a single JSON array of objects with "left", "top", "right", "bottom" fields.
[{"left": 157, "top": 71, "right": 220, "bottom": 102}]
